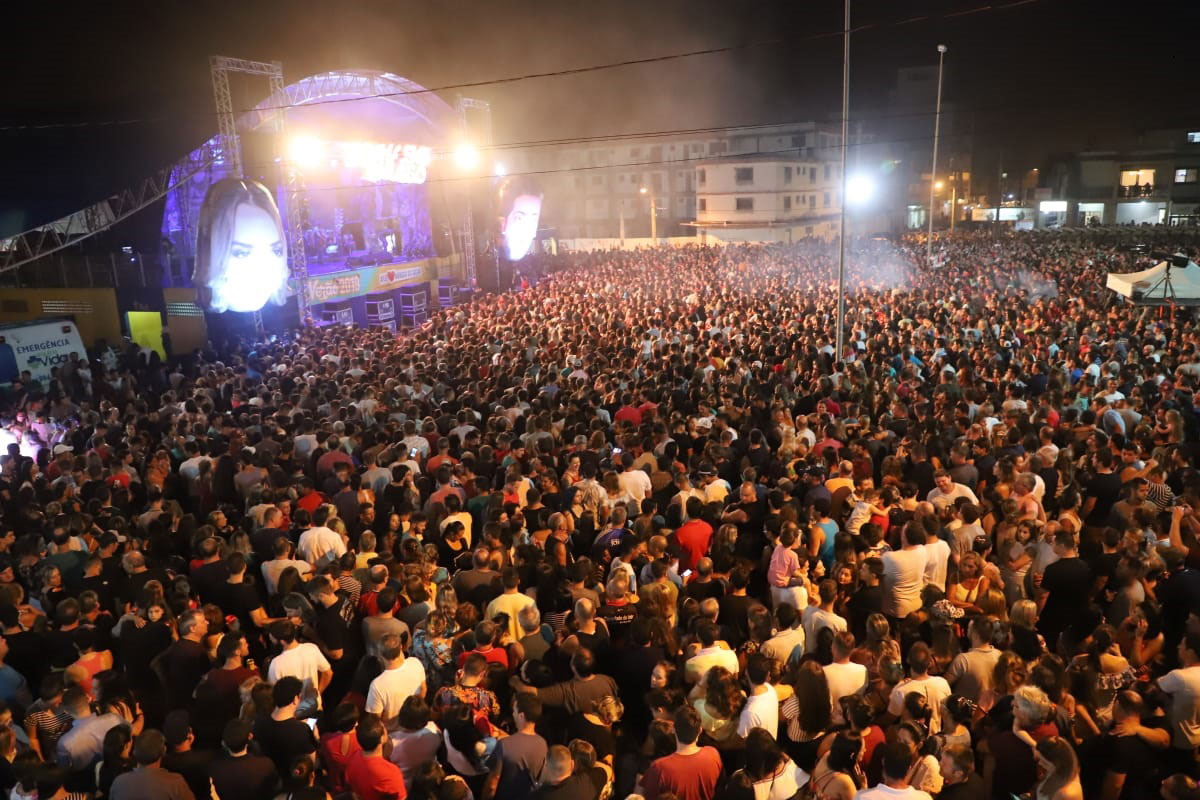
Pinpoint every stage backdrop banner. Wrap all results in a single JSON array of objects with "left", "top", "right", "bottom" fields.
[{"left": 304, "top": 256, "right": 455, "bottom": 304}]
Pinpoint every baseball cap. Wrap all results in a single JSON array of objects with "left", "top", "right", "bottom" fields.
[{"left": 52, "top": 444, "right": 74, "bottom": 455}]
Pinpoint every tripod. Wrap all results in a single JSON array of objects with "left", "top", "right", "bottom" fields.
[{"left": 1144, "top": 266, "right": 1177, "bottom": 302}]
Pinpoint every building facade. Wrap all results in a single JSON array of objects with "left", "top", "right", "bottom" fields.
[
  {"left": 1041, "top": 127, "right": 1200, "bottom": 228},
  {"left": 498, "top": 123, "right": 845, "bottom": 239},
  {"left": 691, "top": 157, "right": 843, "bottom": 242}
]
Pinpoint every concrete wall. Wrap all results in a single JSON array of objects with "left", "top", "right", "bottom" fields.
[{"left": 0, "top": 288, "right": 121, "bottom": 347}]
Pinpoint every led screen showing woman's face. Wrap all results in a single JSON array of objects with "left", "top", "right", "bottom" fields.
[
  {"left": 502, "top": 193, "right": 542, "bottom": 261},
  {"left": 207, "top": 202, "right": 288, "bottom": 313},
  {"left": 194, "top": 178, "right": 289, "bottom": 314}
]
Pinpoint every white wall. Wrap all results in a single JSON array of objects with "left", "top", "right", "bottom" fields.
[{"left": 1115, "top": 201, "right": 1165, "bottom": 225}]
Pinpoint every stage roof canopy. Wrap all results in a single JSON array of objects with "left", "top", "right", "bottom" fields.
[{"left": 1106, "top": 256, "right": 1200, "bottom": 305}]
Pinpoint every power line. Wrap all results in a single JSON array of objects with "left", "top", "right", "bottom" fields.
[
  {"left": 233, "top": 127, "right": 978, "bottom": 195},
  {"left": 0, "top": 0, "right": 1044, "bottom": 133}
]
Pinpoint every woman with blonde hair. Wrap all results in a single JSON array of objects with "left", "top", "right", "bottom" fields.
[
  {"left": 977, "top": 587, "right": 1009, "bottom": 621},
  {"left": 567, "top": 694, "right": 623, "bottom": 765},
  {"left": 947, "top": 552, "right": 989, "bottom": 614},
  {"left": 1010, "top": 599, "right": 1045, "bottom": 661},
  {"left": 692, "top": 666, "right": 746, "bottom": 746}
]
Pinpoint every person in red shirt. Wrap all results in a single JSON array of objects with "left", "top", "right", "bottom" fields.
[
  {"left": 456, "top": 620, "right": 510, "bottom": 671},
  {"left": 614, "top": 393, "right": 642, "bottom": 426},
  {"left": 674, "top": 497, "right": 714, "bottom": 571},
  {"left": 345, "top": 713, "right": 407, "bottom": 800},
  {"left": 319, "top": 702, "right": 362, "bottom": 794},
  {"left": 642, "top": 704, "right": 723, "bottom": 800},
  {"left": 295, "top": 479, "right": 327, "bottom": 515}
]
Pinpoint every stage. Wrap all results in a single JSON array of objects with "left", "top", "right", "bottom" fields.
[{"left": 160, "top": 70, "right": 474, "bottom": 329}]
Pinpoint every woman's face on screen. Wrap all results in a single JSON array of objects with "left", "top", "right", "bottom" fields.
[{"left": 208, "top": 202, "right": 286, "bottom": 313}]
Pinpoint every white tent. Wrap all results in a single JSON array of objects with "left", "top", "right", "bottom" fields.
[{"left": 1106, "top": 257, "right": 1200, "bottom": 305}]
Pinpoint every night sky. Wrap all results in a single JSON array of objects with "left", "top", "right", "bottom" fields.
[{"left": 1, "top": 0, "right": 1195, "bottom": 242}]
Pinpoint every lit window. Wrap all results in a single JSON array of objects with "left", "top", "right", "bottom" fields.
[
  {"left": 1175, "top": 168, "right": 1198, "bottom": 183},
  {"left": 1188, "top": 132, "right": 1200, "bottom": 143}
]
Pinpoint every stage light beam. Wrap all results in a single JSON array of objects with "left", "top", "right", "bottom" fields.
[
  {"left": 288, "top": 136, "right": 324, "bottom": 169},
  {"left": 453, "top": 142, "right": 480, "bottom": 170},
  {"left": 845, "top": 174, "right": 876, "bottom": 206}
]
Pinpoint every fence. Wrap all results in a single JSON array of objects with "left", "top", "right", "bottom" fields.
[{"left": 0, "top": 250, "right": 177, "bottom": 290}]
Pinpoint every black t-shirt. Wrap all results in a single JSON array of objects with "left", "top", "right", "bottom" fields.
[
  {"left": 566, "top": 714, "right": 616, "bottom": 763},
  {"left": 121, "top": 567, "right": 172, "bottom": 605},
  {"left": 1100, "top": 727, "right": 1164, "bottom": 800},
  {"left": 120, "top": 619, "right": 174, "bottom": 683},
  {"left": 191, "top": 561, "right": 232, "bottom": 605},
  {"left": 162, "top": 747, "right": 217, "bottom": 800},
  {"left": 43, "top": 627, "right": 88, "bottom": 670},
  {"left": 940, "top": 773, "right": 986, "bottom": 800},
  {"left": 534, "top": 773, "right": 597, "bottom": 800},
  {"left": 1039, "top": 556, "right": 1093, "bottom": 644},
  {"left": 717, "top": 594, "right": 756, "bottom": 647},
  {"left": 252, "top": 716, "right": 317, "bottom": 776},
  {"left": 1085, "top": 471, "right": 1124, "bottom": 525},
  {"left": 79, "top": 574, "right": 116, "bottom": 613},
  {"left": 3, "top": 629, "right": 46, "bottom": 688},
  {"left": 208, "top": 753, "right": 280, "bottom": 800},
  {"left": 219, "top": 581, "right": 265, "bottom": 635},
  {"left": 164, "top": 638, "right": 212, "bottom": 709},
  {"left": 731, "top": 500, "right": 766, "bottom": 559},
  {"left": 314, "top": 600, "right": 354, "bottom": 668}
]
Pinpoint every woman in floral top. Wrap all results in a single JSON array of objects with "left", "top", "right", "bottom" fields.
[{"left": 410, "top": 610, "right": 454, "bottom": 691}]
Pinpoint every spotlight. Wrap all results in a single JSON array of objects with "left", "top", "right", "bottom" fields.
[
  {"left": 494, "top": 162, "right": 507, "bottom": 177},
  {"left": 846, "top": 174, "right": 876, "bottom": 206},
  {"left": 288, "top": 136, "right": 324, "bottom": 169},
  {"left": 453, "top": 143, "right": 480, "bottom": 170}
]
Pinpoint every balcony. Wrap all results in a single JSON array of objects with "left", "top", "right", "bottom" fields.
[{"left": 1119, "top": 183, "right": 1164, "bottom": 198}]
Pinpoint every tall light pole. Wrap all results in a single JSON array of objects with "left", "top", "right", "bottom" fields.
[
  {"left": 640, "top": 186, "right": 657, "bottom": 241},
  {"left": 926, "top": 44, "right": 947, "bottom": 262},
  {"left": 835, "top": 0, "right": 850, "bottom": 358}
]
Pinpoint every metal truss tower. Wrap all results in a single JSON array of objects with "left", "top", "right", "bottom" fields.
[
  {"left": 210, "top": 56, "right": 311, "bottom": 320},
  {"left": 457, "top": 96, "right": 492, "bottom": 289}
]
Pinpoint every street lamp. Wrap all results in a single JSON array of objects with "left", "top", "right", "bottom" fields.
[
  {"left": 836, "top": 0, "right": 852, "bottom": 358},
  {"left": 927, "top": 43, "right": 947, "bottom": 261},
  {"left": 845, "top": 174, "right": 876, "bottom": 206},
  {"left": 639, "top": 186, "right": 657, "bottom": 241}
]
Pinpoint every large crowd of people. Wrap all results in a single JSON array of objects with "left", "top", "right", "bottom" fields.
[{"left": 1, "top": 228, "right": 1199, "bottom": 800}]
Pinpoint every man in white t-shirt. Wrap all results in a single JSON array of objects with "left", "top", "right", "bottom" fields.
[
  {"left": 616, "top": 453, "right": 653, "bottom": 503},
  {"left": 886, "top": 642, "right": 951, "bottom": 734},
  {"left": 685, "top": 621, "right": 739, "bottom": 685},
  {"left": 823, "top": 632, "right": 867, "bottom": 726},
  {"left": 261, "top": 537, "right": 313, "bottom": 596},
  {"left": 365, "top": 634, "right": 427, "bottom": 730},
  {"left": 855, "top": 740, "right": 933, "bottom": 800},
  {"left": 267, "top": 621, "right": 332, "bottom": 714},
  {"left": 802, "top": 580, "right": 848, "bottom": 654},
  {"left": 1156, "top": 631, "right": 1200, "bottom": 767},
  {"left": 737, "top": 654, "right": 779, "bottom": 739},
  {"left": 922, "top": 523, "right": 951, "bottom": 593},
  {"left": 926, "top": 471, "right": 979, "bottom": 512},
  {"left": 297, "top": 507, "right": 347, "bottom": 567},
  {"left": 882, "top": 523, "right": 929, "bottom": 619}
]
